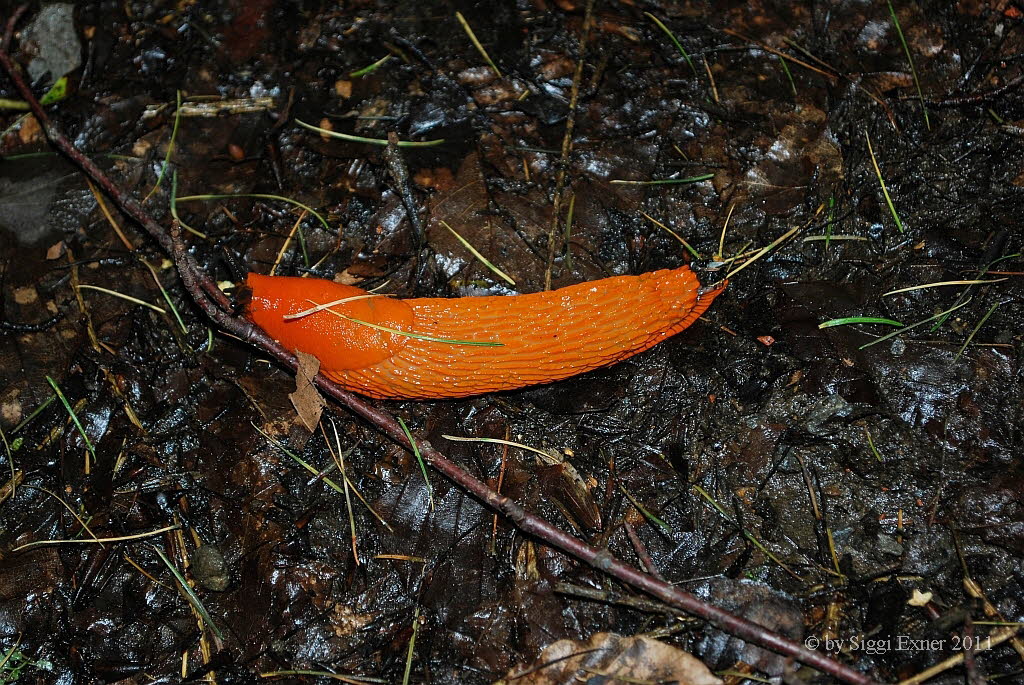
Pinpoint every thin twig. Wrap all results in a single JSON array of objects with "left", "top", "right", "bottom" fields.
[
  {"left": 384, "top": 131, "right": 426, "bottom": 247},
  {"left": 170, "top": 219, "right": 873, "bottom": 683},
  {"left": 928, "top": 73, "right": 1024, "bottom": 108},
  {"left": 0, "top": 23, "right": 874, "bottom": 684},
  {"left": 544, "top": 0, "right": 594, "bottom": 290},
  {"left": 0, "top": 43, "right": 230, "bottom": 312},
  {"left": 1, "top": 5, "right": 27, "bottom": 52},
  {"left": 724, "top": 29, "right": 898, "bottom": 129},
  {"left": 623, "top": 520, "right": 667, "bottom": 582}
]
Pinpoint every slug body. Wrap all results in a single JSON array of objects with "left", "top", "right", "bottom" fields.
[{"left": 246, "top": 267, "right": 724, "bottom": 400}]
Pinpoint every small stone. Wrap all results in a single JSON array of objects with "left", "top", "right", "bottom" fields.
[{"left": 191, "top": 544, "right": 230, "bottom": 591}]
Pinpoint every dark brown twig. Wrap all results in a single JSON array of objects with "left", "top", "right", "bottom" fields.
[
  {"left": 543, "top": 0, "right": 593, "bottom": 290},
  {"left": 0, "top": 17, "right": 875, "bottom": 684},
  {"left": 1, "top": 4, "right": 27, "bottom": 53},
  {"left": 963, "top": 617, "right": 984, "bottom": 685},
  {"left": 0, "top": 310, "right": 63, "bottom": 332},
  {"left": 0, "top": 45, "right": 230, "bottom": 313},
  {"left": 170, "top": 218, "right": 875, "bottom": 685},
  {"left": 723, "top": 29, "right": 899, "bottom": 131},
  {"left": 383, "top": 130, "right": 430, "bottom": 292},
  {"left": 623, "top": 519, "right": 667, "bottom": 583},
  {"left": 554, "top": 582, "right": 698, "bottom": 622},
  {"left": 929, "top": 73, "right": 1024, "bottom": 108},
  {"left": 383, "top": 130, "right": 425, "bottom": 247}
]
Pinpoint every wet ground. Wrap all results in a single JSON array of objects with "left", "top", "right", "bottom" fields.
[{"left": 0, "top": 1, "right": 1022, "bottom": 683}]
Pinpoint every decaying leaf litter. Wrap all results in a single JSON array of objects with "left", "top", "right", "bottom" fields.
[{"left": 0, "top": 1, "right": 1021, "bottom": 683}]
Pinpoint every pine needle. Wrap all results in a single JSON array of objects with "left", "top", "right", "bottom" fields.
[
  {"left": 883, "top": 279, "right": 1005, "bottom": 296},
  {"left": 955, "top": 302, "right": 1000, "bottom": 360},
  {"left": 76, "top": 285, "right": 166, "bottom": 314},
  {"left": 640, "top": 211, "right": 701, "bottom": 260},
  {"left": 314, "top": 301, "right": 503, "bottom": 347},
  {"left": 46, "top": 376, "right": 95, "bottom": 457},
  {"left": 439, "top": 220, "right": 516, "bottom": 286},
  {"left": 399, "top": 419, "right": 432, "bottom": 511},
  {"left": 295, "top": 119, "right": 444, "bottom": 147},
  {"left": 865, "top": 130, "right": 904, "bottom": 233},
  {"left": 455, "top": 11, "right": 502, "bottom": 78},
  {"left": 644, "top": 12, "right": 698, "bottom": 78},
  {"left": 887, "top": 1, "right": 930, "bottom": 130}
]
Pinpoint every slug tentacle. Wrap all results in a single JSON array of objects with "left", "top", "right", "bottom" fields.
[{"left": 245, "top": 266, "right": 725, "bottom": 399}]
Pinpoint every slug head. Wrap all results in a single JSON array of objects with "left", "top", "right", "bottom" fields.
[{"left": 245, "top": 273, "right": 413, "bottom": 371}]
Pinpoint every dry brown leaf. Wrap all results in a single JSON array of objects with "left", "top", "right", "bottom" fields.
[
  {"left": 289, "top": 350, "right": 326, "bottom": 432},
  {"left": 498, "top": 632, "right": 722, "bottom": 685},
  {"left": 413, "top": 166, "right": 457, "bottom": 191},
  {"left": 333, "top": 268, "right": 365, "bottom": 286},
  {"left": 18, "top": 114, "right": 43, "bottom": 144},
  {"left": 46, "top": 241, "right": 66, "bottom": 260},
  {"left": 13, "top": 286, "right": 38, "bottom": 305},
  {"left": 535, "top": 448, "right": 601, "bottom": 531}
]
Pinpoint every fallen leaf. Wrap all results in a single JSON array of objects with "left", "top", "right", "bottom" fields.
[
  {"left": 535, "top": 448, "right": 602, "bottom": 531},
  {"left": 334, "top": 268, "right": 364, "bottom": 286},
  {"left": 413, "top": 166, "right": 456, "bottom": 191},
  {"left": 46, "top": 240, "right": 65, "bottom": 260},
  {"left": 289, "top": 350, "right": 326, "bottom": 432},
  {"left": 317, "top": 117, "right": 334, "bottom": 139},
  {"left": 18, "top": 114, "right": 43, "bottom": 144},
  {"left": 14, "top": 286, "right": 38, "bottom": 305},
  {"left": 497, "top": 632, "right": 722, "bottom": 685}
]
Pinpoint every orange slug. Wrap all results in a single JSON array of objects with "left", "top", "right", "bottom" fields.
[{"left": 245, "top": 267, "right": 725, "bottom": 400}]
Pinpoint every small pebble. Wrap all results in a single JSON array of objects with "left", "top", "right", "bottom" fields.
[{"left": 192, "top": 544, "right": 230, "bottom": 591}]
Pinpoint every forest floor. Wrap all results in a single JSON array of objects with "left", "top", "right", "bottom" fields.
[{"left": 0, "top": 1, "right": 1022, "bottom": 683}]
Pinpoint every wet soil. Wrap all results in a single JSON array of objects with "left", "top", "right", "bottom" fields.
[{"left": 0, "top": 1, "right": 1022, "bottom": 683}]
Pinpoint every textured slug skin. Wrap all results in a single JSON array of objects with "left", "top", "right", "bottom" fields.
[{"left": 246, "top": 267, "right": 725, "bottom": 400}]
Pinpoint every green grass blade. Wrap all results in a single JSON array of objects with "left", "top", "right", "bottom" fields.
[
  {"left": 76, "top": 285, "right": 166, "bottom": 314},
  {"left": 176, "top": 190, "right": 331, "bottom": 233},
  {"left": 859, "top": 299, "right": 972, "bottom": 349},
  {"left": 151, "top": 545, "right": 224, "bottom": 640},
  {"left": 955, "top": 302, "right": 1000, "bottom": 360},
  {"left": 11, "top": 394, "right": 55, "bottom": 434},
  {"left": 819, "top": 316, "right": 904, "bottom": 329},
  {"left": 887, "top": 1, "right": 930, "bottom": 130},
  {"left": 777, "top": 55, "right": 797, "bottom": 98},
  {"left": 644, "top": 12, "right": 698, "bottom": 78},
  {"left": 144, "top": 90, "right": 182, "bottom": 201},
  {"left": 46, "top": 376, "right": 95, "bottom": 457},
  {"left": 619, "top": 484, "right": 671, "bottom": 533},
  {"left": 295, "top": 119, "right": 444, "bottom": 147},
  {"left": 0, "top": 76, "right": 69, "bottom": 110},
  {"left": 315, "top": 303, "right": 503, "bottom": 347},
  {"left": 865, "top": 130, "right": 904, "bottom": 233},
  {"left": 141, "top": 258, "right": 188, "bottom": 334},
  {"left": 255, "top": 424, "right": 344, "bottom": 494},
  {"left": 455, "top": 11, "right": 502, "bottom": 78},
  {"left": 350, "top": 54, "right": 393, "bottom": 78},
  {"left": 398, "top": 419, "right": 432, "bottom": 511},
  {"left": 692, "top": 485, "right": 800, "bottom": 579},
  {"left": 439, "top": 220, "right": 516, "bottom": 286},
  {"left": 169, "top": 171, "right": 208, "bottom": 239}
]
